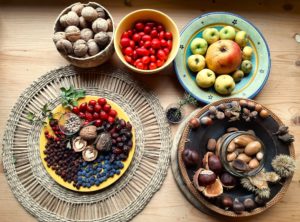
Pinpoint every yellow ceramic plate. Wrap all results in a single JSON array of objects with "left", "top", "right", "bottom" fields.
[{"left": 40, "top": 96, "right": 135, "bottom": 192}]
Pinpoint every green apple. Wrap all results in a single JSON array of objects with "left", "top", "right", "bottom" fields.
[
  {"left": 214, "top": 75, "right": 235, "bottom": 95},
  {"left": 196, "top": 69, "right": 216, "bottom": 88},
  {"left": 187, "top": 54, "right": 206, "bottom": 72},
  {"left": 219, "top": 26, "right": 236, "bottom": 40},
  {"left": 235, "top": 31, "right": 249, "bottom": 47},
  {"left": 232, "top": 70, "right": 244, "bottom": 83},
  {"left": 203, "top": 28, "right": 220, "bottom": 44},
  {"left": 241, "top": 60, "right": 252, "bottom": 74},
  {"left": 190, "top": 38, "right": 208, "bottom": 55},
  {"left": 242, "top": 46, "right": 253, "bottom": 60}
]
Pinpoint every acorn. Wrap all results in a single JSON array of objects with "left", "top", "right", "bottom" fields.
[
  {"left": 189, "top": 118, "right": 200, "bottom": 129},
  {"left": 259, "top": 109, "right": 269, "bottom": 119}
]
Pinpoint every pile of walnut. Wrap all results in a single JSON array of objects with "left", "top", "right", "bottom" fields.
[{"left": 53, "top": 3, "right": 113, "bottom": 58}]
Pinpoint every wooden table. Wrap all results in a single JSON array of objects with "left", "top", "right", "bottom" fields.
[{"left": 1, "top": 0, "right": 299, "bottom": 221}]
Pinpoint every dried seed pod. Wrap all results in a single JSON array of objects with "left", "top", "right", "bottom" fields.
[
  {"left": 255, "top": 104, "right": 263, "bottom": 112},
  {"left": 81, "top": 6, "right": 98, "bottom": 22},
  {"left": 56, "top": 39, "right": 73, "bottom": 54},
  {"left": 80, "top": 28, "right": 94, "bottom": 41},
  {"left": 66, "top": 11, "right": 79, "bottom": 26},
  {"left": 107, "top": 18, "right": 113, "bottom": 31},
  {"left": 193, "top": 168, "right": 205, "bottom": 192},
  {"left": 94, "top": 31, "right": 109, "bottom": 48},
  {"left": 73, "top": 39, "right": 88, "bottom": 57},
  {"left": 207, "top": 138, "right": 216, "bottom": 151},
  {"left": 59, "top": 14, "right": 68, "bottom": 27},
  {"left": 79, "top": 16, "right": 88, "bottom": 28},
  {"left": 189, "top": 118, "right": 200, "bottom": 129},
  {"left": 95, "top": 7, "right": 106, "bottom": 18},
  {"left": 87, "top": 39, "right": 100, "bottom": 56},
  {"left": 216, "top": 111, "right": 225, "bottom": 120},
  {"left": 53, "top": 31, "right": 66, "bottom": 43},
  {"left": 256, "top": 188, "right": 271, "bottom": 199},
  {"left": 200, "top": 116, "right": 213, "bottom": 126},
  {"left": 202, "top": 179, "right": 223, "bottom": 198},
  {"left": 92, "top": 18, "right": 108, "bottom": 33},
  {"left": 183, "top": 149, "right": 200, "bottom": 167},
  {"left": 271, "top": 154, "right": 295, "bottom": 178},
  {"left": 278, "top": 133, "right": 294, "bottom": 143},
  {"left": 232, "top": 159, "right": 249, "bottom": 171},
  {"left": 273, "top": 125, "right": 289, "bottom": 135},
  {"left": 243, "top": 198, "right": 256, "bottom": 211},
  {"left": 71, "top": 3, "right": 84, "bottom": 16},
  {"left": 259, "top": 109, "right": 269, "bottom": 119},
  {"left": 65, "top": 25, "right": 81, "bottom": 42}
]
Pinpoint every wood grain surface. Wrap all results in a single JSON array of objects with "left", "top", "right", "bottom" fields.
[{"left": 0, "top": 0, "right": 299, "bottom": 221}]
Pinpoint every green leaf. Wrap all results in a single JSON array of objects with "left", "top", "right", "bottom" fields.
[{"left": 26, "top": 112, "right": 35, "bottom": 121}]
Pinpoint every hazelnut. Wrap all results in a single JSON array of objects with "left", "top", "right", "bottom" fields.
[
  {"left": 237, "top": 153, "right": 252, "bottom": 163},
  {"left": 207, "top": 138, "right": 216, "bottom": 151},
  {"left": 59, "top": 14, "right": 68, "bottom": 27},
  {"left": 79, "top": 125, "right": 97, "bottom": 141},
  {"left": 56, "top": 39, "right": 73, "bottom": 55},
  {"left": 66, "top": 11, "right": 79, "bottom": 26},
  {"left": 92, "top": 18, "right": 108, "bottom": 33},
  {"left": 53, "top": 31, "right": 66, "bottom": 43},
  {"left": 255, "top": 104, "right": 263, "bottom": 112},
  {"left": 95, "top": 7, "right": 106, "bottom": 18},
  {"left": 65, "top": 25, "right": 81, "bottom": 42},
  {"left": 79, "top": 16, "right": 88, "bottom": 29},
  {"left": 259, "top": 109, "right": 269, "bottom": 119},
  {"left": 94, "top": 31, "right": 109, "bottom": 48},
  {"left": 248, "top": 158, "right": 260, "bottom": 169},
  {"left": 81, "top": 6, "right": 98, "bottom": 22},
  {"left": 200, "top": 116, "right": 213, "bottom": 126},
  {"left": 87, "top": 39, "right": 100, "bottom": 56},
  {"left": 80, "top": 28, "right": 94, "bottom": 41},
  {"left": 247, "top": 101, "right": 256, "bottom": 110},
  {"left": 239, "top": 99, "right": 247, "bottom": 107},
  {"left": 107, "top": 18, "right": 113, "bottom": 31},
  {"left": 73, "top": 39, "right": 88, "bottom": 57},
  {"left": 189, "top": 118, "right": 200, "bottom": 129},
  {"left": 227, "top": 152, "right": 237, "bottom": 162},
  {"left": 71, "top": 3, "right": 84, "bottom": 16}
]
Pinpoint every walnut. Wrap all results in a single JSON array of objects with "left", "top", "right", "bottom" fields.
[
  {"left": 87, "top": 39, "right": 100, "bottom": 56},
  {"left": 56, "top": 39, "right": 73, "bottom": 55},
  {"left": 80, "top": 28, "right": 94, "bottom": 41},
  {"left": 65, "top": 25, "right": 81, "bottom": 42},
  {"left": 81, "top": 6, "right": 98, "bottom": 22},
  {"left": 79, "top": 125, "right": 97, "bottom": 141},
  {"left": 73, "top": 39, "right": 88, "bottom": 57},
  {"left": 92, "top": 18, "right": 108, "bottom": 33},
  {"left": 107, "top": 18, "right": 113, "bottom": 31},
  {"left": 71, "top": 3, "right": 84, "bottom": 16},
  {"left": 53, "top": 31, "right": 66, "bottom": 43},
  {"left": 59, "top": 14, "right": 68, "bottom": 27},
  {"left": 107, "top": 31, "right": 113, "bottom": 40},
  {"left": 95, "top": 7, "right": 106, "bottom": 18},
  {"left": 79, "top": 16, "right": 88, "bottom": 29},
  {"left": 72, "top": 136, "right": 87, "bottom": 152},
  {"left": 82, "top": 146, "right": 98, "bottom": 162},
  {"left": 66, "top": 11, "right": 79, "bottom": 26},
  {"left": 94, "top": 31, "right": 109, "bottom": 48}
]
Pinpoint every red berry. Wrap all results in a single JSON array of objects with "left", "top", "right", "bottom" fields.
[
  {"left": 159, "top": 31, "right": 165, "bottom": 40},
  {"left": 146, "top": 22, "right": 156, "bottom": 27},
  {"left": 163, "top": 47, "right": 170, "bottom": 55},
  {"left": 95, "top": 119, "right": 102, "bottom": 127},
  {"left": 85, "top": 112, "right": 93, "bottom": 121},
  {"left": 144, "top": 25, "right": 151, "bottom": 34},
  {"left": 149, "top": 62, "right": 157, "bottom": 70},
  {"left": 134, "top": 58, "right": 142, "bottom": 66},
  {"left": 156, "top": 59, "right": 164, "bottom": 67},
  {"left": 138, "top": 32, "right": 145, "bottom": 37},
  {"left": 103, "top": 104, "right": 111, "bottom": 112},
  {"left": 150, "top": 55, "right": 156, "bottom": 62},
  {"left": 165, "top": 31, "right": 172, "bottom": 40},
  {"left": 125, "top": 55, "right": 133, "bottom": 64},
  {"left": 142, "top": 35, "right": 151, "bottom": 42},
  {"left": 132, "top": 50, "right": 138, "bottom": 60},
  {"left": 88, "top": 100, "right": 97, "bottom": 106},
  {"left": 138, "top": 40, "right": 144, "bottom": 47},
  {"left": 129, "top": 40, "right": 135, "bottom": 48},
  {"left": 44, "top": 131, "right": 49, "bottom": 135},
  {"left": 167, "top": 40, "right": 172, "bottom": 50},
  {"left": 87, "top": 105, "right": 94, "bottom": 113},
  {"left": 157, "top": 49, "right": 166, "bottom": 61},
  {"left": 72, "top": 106, "right": 79, "bottom": 114},
  {"left": 121, "top": 31, "right": 129, "bottom": 38},
  {"left": 127, "top": 29, "right": 133, "bottom": 37},
  {"left": 149, "top": 47, "right": 155, "bottom": 55},
  {"left": 150, "top": 30, "right": 158, "bottom": 38},
  {"left": 142, "top": 56, "right": 150, "bottom": 64},
  {"left": 79, "top": 102, "right": 87, "bottom": 112},
  {"left": 124, "top": 47, "right": 133, "bottom": 56},
  {"left": 100, "top": 111, "right": 108, "bottom": 120},
  {"left": 160, "top": 39, "right": 167, "bottom": 47},
  {"left": 120, "top": 37, "right": 130, "bottom": 48},
  {"left": 79, "top": 112, "right": 86, "bottom": 119},
  {"left": 93, "top": 112, "right": 100, "bottom": 120},
  {"left": 135, "top": 22, "right": 144, "bottom": 31},
  {"left": 108, "top": 116, "right": 115, "bottom": 124},
  {"left": 136, "top": 62, "right": 144, "bottom": 69},
  {"left": 109, "top": 109, "right": 117, "bottom": 117},
  {"left": 94, "top": 104, "right": 101, "bottom": 112},
  {"left": 157, "top": 25, "right": 165, "bottom": 32},
  {"left": 83, "top": 120, "right": 89, "bottom": 126},
  {"left": 55, "top": 137, "right": 60, "bottom": 142},
  {"left": 136, "top": 48, "right": 149, "bottom": 56},
  {"left": 98, "top": 98, "right": 107, "bottom": 106},
  {"left": 132, "top": 33, "right": 141, "bottom": 42},
  {"left": 144, "top": 40, "right": 151, "bottom": 48},
  {"left": 151, "top": 38, "right": 161, "bottom": 49}
]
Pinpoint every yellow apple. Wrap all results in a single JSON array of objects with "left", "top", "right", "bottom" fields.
[
  {"left": 242, "top": 46, "right": 253, "bottom": 60},
  {"left": 196, "top": 69, "right": 216, "bottom": 88},
  {"left": 232, "top": 70, "right": 244, "bottom": 83},
  {"left": 214, "top": 75, "right": 235, "bottom": 95},
  {"left": 187, "top": 54, "right": 206, "bottom": 72},
  {"left": 219, "top": 26, "right": 236, "bottom": 40},
  {"left": 235, "top": 31, "right": 249, "bottom": 48},
  {"left": 203, "top": 28, "right": 220, "bottom": 44},
  {"left": 241, "top": 60, "right": 252, "bottom": 74}
]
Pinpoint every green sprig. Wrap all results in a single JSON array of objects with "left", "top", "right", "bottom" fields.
[
  {"left": 174, "top": 93, "right": 198, "bottom": 118},
  {"left": 26, "top": 104, "right": 53, "bottom": 125},
  {"left": 60, "top": 86, "right": 86, "bottom": 109}
]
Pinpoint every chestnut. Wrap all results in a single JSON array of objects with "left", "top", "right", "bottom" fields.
[
  {"left": 183, "top": 149, "right": 200, "bottom": 167},
  {"left": 220, "top": 172, "right": 237, "bottom": 189},
  {"left": 208, "top": 154, "right": 222, "bottom": 174},
  {"left": 189, "top": 118, "right": 200, "bottom": 129},
  {"left": 243, "top": 198, "right": 256, "bottom": 211},
  {"left": 198, "top": 169, "right": 217, "bottom": 186},
  {"left": 233, "top": 199, "right": 245, "bottom": 214},
  {"left": 200, "top": 116, "right": 213, "bottom": 126},
  {"left": 221, "top": 195, "right": 233, "bottom": 210}
]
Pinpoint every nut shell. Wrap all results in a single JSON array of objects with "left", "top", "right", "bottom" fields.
[
  {"left": 94, "top": 31, "right": 109, "bottom": 48},
  {"left": 80, "top": 28, "right": 94, "bottom": 41},
  {"left": 71, "top": 3, "right": 84, "bottom": 16},
  {"left": 87, "top": 39, "right": 100, "bottom": 56},
  {"left": 95, "top": 7, "right": 106, "bottom": 18},
  {"left": 107, "top": 18, "right": 113, "bottom": 31},
  {"left": 66, "top": 11, "right": 79, "bottom": 26},
  {"left": 56, "top": 39, "right": 73, "bottom": 54},
  {"left": 65, "top": 26, "right": 81, "bottom": 42},
  {"left": 53, "top": 32, "right": 66, "bottom": 43},
  {"left": 73, "top": 39, "right": 88, "bottom": 57},
  {"left": 92, "top": 18, "right": 108, "bottom": 33},
  {"left": 79, "top": 125, "right": 97, "bottom": 141},
  {"left": 81, "top": 6, "right": 98, "bottom": 22},
  {"left": 79, "top": 16, "right": 88, "bottom": 29},
  {"left": 72, "top": 136, "right": 87, "bottom": 152},
  {"left": 82, "top": 146, "right": 98, "bottom": 162},
  {"left": 59, "top": 14, "right": 68, "bottom": 27},
  {"left": 202, "top": 178, "right": 223, "bottom": 198}
]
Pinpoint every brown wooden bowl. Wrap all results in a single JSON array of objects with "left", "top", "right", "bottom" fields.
[
  {"left": 53, "top": 2, "right": 115, "bottom": 68},
  {"left": 178, "top": 98, "right": 295, "bottom": 217}
]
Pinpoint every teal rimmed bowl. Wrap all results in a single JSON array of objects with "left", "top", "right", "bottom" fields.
[{"left": 174, "top": 12, "right": 271, "bottom": 104}]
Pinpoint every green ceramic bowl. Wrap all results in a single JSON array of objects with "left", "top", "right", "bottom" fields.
[{"left": 174, "top": 12, "right": 271, "bottom": 104}]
